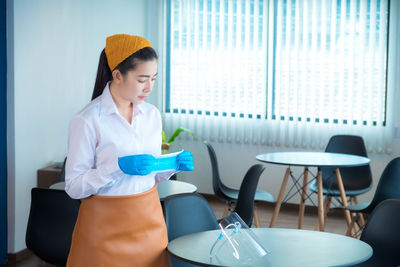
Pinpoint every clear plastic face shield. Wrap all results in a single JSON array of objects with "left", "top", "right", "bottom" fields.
[{"left": 210, "top": 212, "right": 270, "bottom": 266}]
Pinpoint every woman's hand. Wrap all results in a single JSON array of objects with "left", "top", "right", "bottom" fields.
[
  {"left": 118, "top": 150, "right": 194, "bottom": 176},
  {"left": 118, "top": 154, "right": 155, "bottom": 175},
  {"left": 176, "top": 150, "right": 194, "bottom": 171}
]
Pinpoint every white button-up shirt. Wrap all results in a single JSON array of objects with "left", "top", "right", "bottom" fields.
[{"left": 65, "top": 83, "right": 171, "bottom": 199}]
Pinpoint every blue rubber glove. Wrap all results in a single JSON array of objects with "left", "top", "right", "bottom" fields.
[
  {"left": 118, "top": 154, "right": 155, "bottom": 176},
  {"left": 118, "top": 150, "right": 194, "bottom": 176},
  {"left": 176, "top": 150, "right": 194, "bottom": 171}
]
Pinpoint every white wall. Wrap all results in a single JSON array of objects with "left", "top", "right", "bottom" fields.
[{"left": 7, "top": 0, "right": 154, "bottom": 253}]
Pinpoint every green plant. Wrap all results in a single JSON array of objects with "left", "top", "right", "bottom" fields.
[{"left": 162, "top": 127, "right": 196, "bottom": 154}]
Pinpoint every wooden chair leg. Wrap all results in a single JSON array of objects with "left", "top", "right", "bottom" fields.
[
  {"left": 353, "top": 196, "right": 366, "bottom": 227},
  {"left": 348, "top": 197, "right": 358, "bottom": 234},
  {"left": 348, "top": 196, "right": 365, "bottom": 237},
  {"left": 358, "top": 215, "right": 365, "bottom": 227},
  {"left": 253, "top": 203, "right": 261, "bottom": 228},
  {"left": 346, "top": 214, "right": 356, "bottom": 236},
  {"left": 223, "top": 202, "right": 230, "bottom": 217},
  {"left": 323, "top": 196, "right": 332, "bottom": 221}
]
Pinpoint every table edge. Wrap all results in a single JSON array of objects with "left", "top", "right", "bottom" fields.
[{"left": 256, "top": 152, "right": 370, "bottom": 167}]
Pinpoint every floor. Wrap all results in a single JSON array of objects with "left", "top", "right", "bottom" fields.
[{"left": 1, "top": 195, "right": 348, "bottom": 267}]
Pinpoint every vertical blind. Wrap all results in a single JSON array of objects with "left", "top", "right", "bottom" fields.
[
  {"left": 166, "top": 0, "right": 268, "bottom": 118},
  {"left": 272, "top": 0, "right": 388, "bottom": 126},
  {"left": 164, "top": 0, "right": 393, "bottom": 153}
]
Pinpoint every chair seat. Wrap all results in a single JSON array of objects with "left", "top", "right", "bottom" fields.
[
  {"left": 220, "top": 185, "right": 240, "bottom": 201},
  {"left": 255, "top": 190, "right": 275, "bottom": 203},
  {"left": 308, "top": 179, "right": 372, "bottom": 197},
  {"left": 334, "top": 201, "right": 371, "bottom": 212},
  {"left": 204, "top": 141, "right": 275, "bottom": 228},
  {"left": 220, "top": 186, "right": 275, "bottom": 204}
]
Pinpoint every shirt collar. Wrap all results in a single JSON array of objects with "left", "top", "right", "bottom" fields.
[
  {"left": 134, "top": 101, "right": 145, "bottom": 115},
  {"left": 100, "top": 82, "right": 145, "bottom": 117},
  {"left": 99, "top": 82, "right": 117, "bottom": 116}
]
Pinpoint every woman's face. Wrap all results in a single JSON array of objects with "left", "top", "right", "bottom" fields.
[{"left": 118, "top": 59, "right": 158, "bottom": 105}]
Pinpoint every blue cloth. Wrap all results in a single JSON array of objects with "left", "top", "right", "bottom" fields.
[{"left": 118, "top": 150, "right": 194, "bottom": 176}]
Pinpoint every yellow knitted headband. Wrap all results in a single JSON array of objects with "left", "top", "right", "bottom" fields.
[{"left": 105, "top": 34, "right": 152, "bottom": 71}]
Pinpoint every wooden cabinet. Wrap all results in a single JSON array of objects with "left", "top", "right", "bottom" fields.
[{"left": 37, "top": 166, "right": 62, "bottom": 188}]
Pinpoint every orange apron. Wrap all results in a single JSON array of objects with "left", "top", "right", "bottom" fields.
[{"left": 66, "top": 185, "right": 170, "bottom": 267}]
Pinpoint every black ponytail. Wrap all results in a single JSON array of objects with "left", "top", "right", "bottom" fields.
[
  {"left": 92, "top": 49, "right": 112, "bottom": 100},
  {"left": 91, "top": 47, "right": 158, "bottom": 101}
]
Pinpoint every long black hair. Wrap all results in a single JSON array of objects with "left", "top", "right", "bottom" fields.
[{"left": 91, "top": 47, "right": 158, "bottom": 100}]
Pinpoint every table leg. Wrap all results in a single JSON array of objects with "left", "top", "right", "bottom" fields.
[
  {"left": 317, "top": 170, "right": 325, "bottom": 231},
  {"left": 269, "top": 167, "right": 291, "bottom": 228},
  {"left": 335, "top": 168, "right": 352, "bottom": 227},
  {"left": 298, "top": 167, "right": 309, "bottom": 229}
]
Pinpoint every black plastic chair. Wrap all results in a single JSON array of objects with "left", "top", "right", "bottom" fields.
[
  {"left": 308, "top": 135, "right": 373, "bottom": 214},
  {"left": 203, "top": 141, "right": 275, "bottom": 227},
  {"left": 352, "top": 199, "right": 400, "bottom": 267},
  {"left": 336, "top": 157, "right": 400, "bottom": 236},
  {"left": 164, "top": 193, "right": 219, "bottom": 267},
  {"left": 26, "top": 188, "right": 80, "bottom": 266},
  {"left": 233, "top": 164, "right": 266, "bottom": 227},
  {"left": 60, "top": 157, "right": 67, "bottom": 181}
]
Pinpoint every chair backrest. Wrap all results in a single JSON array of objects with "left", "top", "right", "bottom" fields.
[
  {"left": 203, "top": 140, "right": 227, "bottom": 199},
  {"left": 26, "top": 188, "right": 80, "bottom": 266},
  {"left": 60, "top": 157, "right": 67, "bottom": 182},
  {"left": 164, "top": 193, "right": 219, "bottom": 241},
  {"left": 233, "top": 164, "right": 266, "bottom": 227},
  {"left": 322, "top": 135, "right": 372, "bottom": 191},
  {"left": 364, "top": 157, "right": 400, "bottom": 213},
  {"left": 357, "top": 199, "right": 400, "bottom": 266},
  {"left": 164, "top": 193, "right": 219, "bottom": 267}
]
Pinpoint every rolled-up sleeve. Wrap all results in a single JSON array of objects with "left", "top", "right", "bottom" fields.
[{"left": 65, "top": 116, "right": 122, "bottom": 199}]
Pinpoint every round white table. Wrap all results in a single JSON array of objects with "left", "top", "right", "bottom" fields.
[
  {"left": 256, "top": 152, "right": 370, "bottom": 231},
  {"left": 49, "top": 179, "right": 197, "bottom": 200},
  {"left": 168, "top": 228, "right": 373, "bottom": 267},
  {"left": 256, "top": 152, "right": 370, "bottom": 168}
]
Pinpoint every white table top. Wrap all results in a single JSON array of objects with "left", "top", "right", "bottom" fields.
[
  {"left": 256, "top": 152, "right": 370, "bottom": 168},
  {"left": 168, "top": 228, "right": 372, "bottom": 267},
  {"left": 49, "top": 179, "right": 197, "bottom": 200},
  {"left": 157, "top": 180, "right": 197, "bottom": 200}
]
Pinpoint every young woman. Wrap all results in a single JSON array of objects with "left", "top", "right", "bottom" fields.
[{"left": 65, "top": 34, "right": 192, "bottom": 267}]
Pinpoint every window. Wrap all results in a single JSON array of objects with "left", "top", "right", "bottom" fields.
[
  {"left": 164, "top": 0, "right": 393, "bottom": 151},
  {"left": 166, "top": 0, "right": 268, "bottom": 118},
  {"left": 271, "top": 0, "right": 388, "bottom": 126}
]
